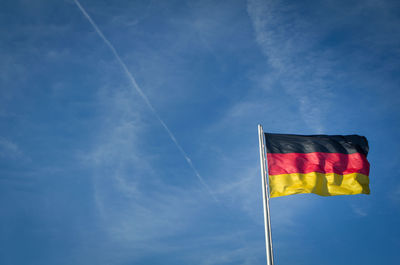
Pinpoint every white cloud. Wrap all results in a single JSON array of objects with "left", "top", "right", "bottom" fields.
[
  {"left": 246, "top": 0, "right": 339, "bottom": 133},
  {"left": 350, "top": 203, "right": 368, "bottom": 217},
  {"left": 0, "top": 137, "right": 23, "bottom": 159}
]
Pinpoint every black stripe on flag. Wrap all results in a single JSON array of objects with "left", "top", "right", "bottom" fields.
[{"left": 265, "top": 133, "right": 369, "bottom": 155}]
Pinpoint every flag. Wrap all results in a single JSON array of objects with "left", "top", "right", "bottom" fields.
[{"left": 265, "top": 133, "right": 370, "bottom": 197}]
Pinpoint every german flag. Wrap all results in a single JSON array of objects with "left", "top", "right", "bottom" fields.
[{"left": 265, "top": 133, "right": 370, "bottom": 198}]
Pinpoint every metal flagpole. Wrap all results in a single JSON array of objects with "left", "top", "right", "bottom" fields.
[{"left": 258, "top": 124, "right": 274, "bottom": 265}]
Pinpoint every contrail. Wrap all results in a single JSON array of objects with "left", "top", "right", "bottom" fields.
[{"left": 73, "top": 0, "right": 217, "bottom": 201}]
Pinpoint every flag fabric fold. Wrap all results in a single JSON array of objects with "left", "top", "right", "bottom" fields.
[{"left": 265, "top": 133, "right": 370, "bottom": 198}]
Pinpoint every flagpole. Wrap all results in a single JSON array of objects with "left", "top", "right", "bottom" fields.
[{"left": 258, "top": 124, "right": 274, "bottom": 265}]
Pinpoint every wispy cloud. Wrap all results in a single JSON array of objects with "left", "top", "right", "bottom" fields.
[
  {"left": 0, "top": 138, "right": 22, "bottom": 158},
  {"left": 246, "top": 0, "right": 338, "bottom": 133},
  {"left": 247, "top": 0, "right": 400, "bottom": 134},
  {"left": 0, "top": 137, "right": 30, "bottom": 165},
  {"left": 71, "top": 1, "right": 269, "bottom": 261},
  {"left": 73, "top": 0, "right": 216, "bottom": 200},
  {"left": 350, "top": 203, "right": 368, "bottom": 217},
  {"left": 80, "top": 84, "right": 207, "bottom": 259}
]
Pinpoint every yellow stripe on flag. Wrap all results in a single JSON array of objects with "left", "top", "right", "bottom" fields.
[{"left": 269, "top": 172, "right": 370, "bottom": 198}]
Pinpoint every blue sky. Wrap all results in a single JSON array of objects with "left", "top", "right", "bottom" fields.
[{"left": 1, "top": 0, "right": 400, "bottom": 264}]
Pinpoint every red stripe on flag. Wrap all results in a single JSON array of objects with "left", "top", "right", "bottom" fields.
[{"left": 267, "top": 152, "right": 370, "bottom": 176}]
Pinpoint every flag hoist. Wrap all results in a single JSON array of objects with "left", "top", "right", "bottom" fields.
[
  {"left": 257, "top": 125, "right": 370, "bottom": 265},
  {"left": 258, "top": 125, "right": 274, "bottom": 265}
]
